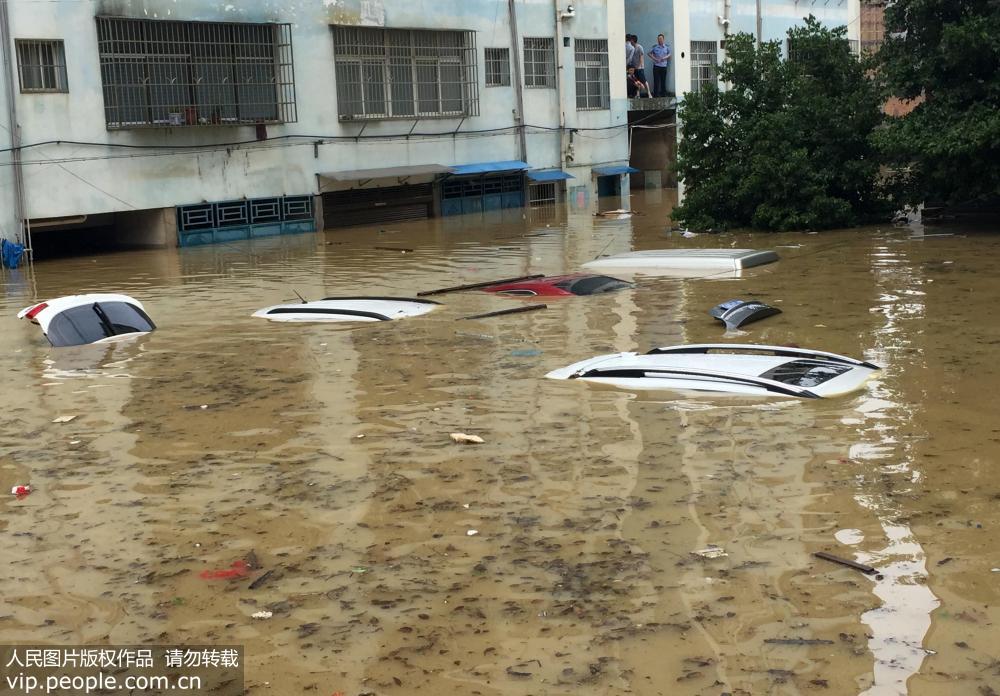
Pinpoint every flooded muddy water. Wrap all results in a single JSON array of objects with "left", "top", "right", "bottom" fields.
[{"left": 1, "top": 192, "right": 999, "bottom": 695}]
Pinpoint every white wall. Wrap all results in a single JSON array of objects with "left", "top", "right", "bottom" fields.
[{"left": 6, "top": 0, "right": 628, "bottom": 220}]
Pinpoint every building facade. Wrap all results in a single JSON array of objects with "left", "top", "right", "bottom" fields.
[
  {"left": 0, "top": 0, "right": 630, "bottom": 254},
  {"left": 626, "top": 0, "right": 860, "bottom": 98}
]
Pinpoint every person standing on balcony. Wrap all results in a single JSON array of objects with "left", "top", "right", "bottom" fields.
[
  {"left": 626, "top": 34, "right": 634, "bottom": 67},
  {"left": 648, "top": 34, "right": 672, "bottom": 98},
  {"left": 628, "top": 35, "right": 651, "bottom": 97}
]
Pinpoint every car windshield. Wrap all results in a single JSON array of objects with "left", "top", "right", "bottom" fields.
[
  {"left": 760, "top": 360, "right": 852, "bottom": 388},
  {"left": 554, "top": 276, "right": 632, "bottom": 296},
  {"left": 46, "top": 302, "right": 156, "bottom": 347}
]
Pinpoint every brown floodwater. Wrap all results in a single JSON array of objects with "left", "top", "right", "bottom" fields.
[{"left": 1, "top": 191, "right": 998, "bottom": 695}]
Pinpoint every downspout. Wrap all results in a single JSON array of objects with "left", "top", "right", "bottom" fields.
[
  {"left": 0, "top": 0, "right": 28, "bottom": 257},
  {"left": 553, "top": 0, "right": 567, "bottom": 170},
  {"left": 755, "top": 0, "right": 762, "bottom": 44},
  {"left": 720, "top": 0, "right": 732, "bottom": 88},
  {"left": 506, "top": 0, "right": 528, "bottom": 163}
]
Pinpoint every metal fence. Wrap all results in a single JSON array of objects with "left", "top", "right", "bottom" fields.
[
  {"left": 690, "top": 41, "right": 718, "bottom": 93},
  {"left": 574, "top": 38, "right": 609, "bottom": 110},
  {"left": 523, "top": 37, "right": 555, "bottom": 88},
  {"left": 177, "top": 195, "right": 312, "bottom": 233},
  {"left": 332, "top": 26, "right": 479, "bottom": 120},
  {"left": 95, "top": 16, "right": 296, "bottom": 129},
  {"left": 484, "top": 47, "right": 510, "bottom": 87},
  {"left": 15, "top": 39, "right": 68, "bottom": 92}
]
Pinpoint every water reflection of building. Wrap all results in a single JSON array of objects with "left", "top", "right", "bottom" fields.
[{"left": 1, "top": 0, "right": 632, "bottom": 256}]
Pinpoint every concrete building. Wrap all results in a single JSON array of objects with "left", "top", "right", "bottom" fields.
[{"left": 0, "top": 0, "right": 630, "bottom": 257}]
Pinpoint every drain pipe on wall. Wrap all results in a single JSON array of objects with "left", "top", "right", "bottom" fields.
[
  {"left": 0, "top": 0, "right": 29, "bottom": 258},
  {"left": 507, "top": 0, "right": 528, "bottom": 164},
  {"left": 553, "top": 0, "right": 568, "bottom": 170},
  {"left": 755, "top": 0, "right": 763, "bottom": 44}
]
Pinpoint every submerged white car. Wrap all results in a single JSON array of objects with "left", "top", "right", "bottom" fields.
[
  {"left": 17, "top": 294, "right": 156, "bottom": 347},
  {"left": 582, "top": 249, "right": 779, "bottom": 277},
  {"left": 546, "top": 344, "right": 879, "bottom": 398},
  {"left": 252, "top": 296, "right": 440, "bottom": 323}
]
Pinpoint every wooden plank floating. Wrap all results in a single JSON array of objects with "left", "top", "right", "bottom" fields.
[
  {"left": 458, "top": 304, "right": 547, "bottom": 321},
  {"left": 418, "top": 274, "right": 544, "bottom": 297}
]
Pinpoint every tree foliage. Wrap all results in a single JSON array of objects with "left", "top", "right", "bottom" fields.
[
  {"left": 672, "top": 17, "right": 889, "bottom": 231},
  {"left": 873, "top": 0, "right": 1000, "bottom": 207}
]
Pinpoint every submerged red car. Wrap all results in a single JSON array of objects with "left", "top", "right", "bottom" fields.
[{"left": 481, "top": 274, "right": 633, "bottom": 297}]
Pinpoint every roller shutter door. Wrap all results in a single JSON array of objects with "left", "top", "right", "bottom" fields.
[{"left": 322, "top": 184, "right": 433, "bottom": 229}]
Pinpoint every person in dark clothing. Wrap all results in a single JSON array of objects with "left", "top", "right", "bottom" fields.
[
  {"left": 626, "top": 66, "right": 647, "bottom": 98},
  {"left": 648, "top": 33, "right": 672, "bottom": 98}
]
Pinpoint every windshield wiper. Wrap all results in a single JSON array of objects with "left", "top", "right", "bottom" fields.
[{"left": 91, "top": 302, "right": 116, "bottom": 337}]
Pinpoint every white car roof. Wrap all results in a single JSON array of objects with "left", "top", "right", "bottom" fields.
[
  {"left": 582, "top": 248, "right": 779, "bottom": 273},
  {"left": 546, "top": 344, "right": 879, "bottom": 398},
  {"left": 18, "top": 293, "right": 147, "bottom": 331},
  {"left": 252, "top": 296, "right": 439, "bottom": 323}
]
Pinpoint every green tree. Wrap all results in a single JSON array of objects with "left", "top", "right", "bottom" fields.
[
  {"left": 873, "top": 0, "right": 1000, "bottom": 207},
  {"left": 672, "top": 17, "right": 889, "bottom": 231}
]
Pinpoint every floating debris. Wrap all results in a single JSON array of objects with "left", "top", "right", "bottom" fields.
[
  {"left": 251, "top": 610, "right": 273, "bottom": 620},
  {"left": 450, "top": 433, "right": 485, "bottom": 444},
  {"left": 199, "top": 560, "right": 249, "bottom": 580},
  {"left": 11, "top": 485, "right": 31, "bottom": 499},
  {"left": 764, "top": 637, "right": 835, "bottom": 646},
  {"left": 692, "top": 545, "right": 727, "bottom": 559},
  {"left": 814, "top": 551, "right": 878, "bottom": 576},
  {"left": 249, "top": 569, "right": 275, "bottom": 590},
  {"left": 51, "top": 415, "right": 77, "bottom": 423}
]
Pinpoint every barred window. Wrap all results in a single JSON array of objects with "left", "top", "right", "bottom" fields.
[
  {"left": 574, "top": 39, "right": 609, "bottom": 110},
  {"left": 690, "top": 41, "right": 718, "bottom": 93},
  {"left": 524, "top": 37, "right": 555, "bottom": 88},
  {"left": 16, "top": 40, "right": 68, "bottom": 93},
  {"left": 95, "top": 17, "right": 296, "bottom": 129},
  {"left": 485, "top": 47, "right": 510, "bottom": 87},
  {"left": 332, "top": 26, "right": 479, "bottom": 121}
]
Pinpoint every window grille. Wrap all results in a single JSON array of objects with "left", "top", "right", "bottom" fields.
[
  {"left": 95, "top": 16, "right": 297, "bottom": 129},
  {"left": 848, "top": 39, "right": 861, "bottom": 58},
  {"left": 529, "top": 182, "right": 557, "bottom": 206},
  {"left": 179, "top": 203, "right": 214, "bottom": 231},
  {"left": 331, "top": 26, "right": 479, "bottom": 120},
  {"left": 250, "top": 198, "right": 281, "bottom": 223},
  {"left": 523, "top": 37, "right": 555, "bottom": 88},
  {"left": 215, "top": 200, "right": 249, "bottom": 227},
  {"left": 485, "top": 47, "right": 510, "bottom": 87},
  {"left": 15, "top": 40, "right": 68, "bottom": 92},
  {"left": 690, "top": 41, "right": 717, "bottom": 93},
  {"left": 282, "top": 196, "right": 312, "bottom": 220},
  {"left": 574, "top": 38, "right": 609, "bottom": 110}
]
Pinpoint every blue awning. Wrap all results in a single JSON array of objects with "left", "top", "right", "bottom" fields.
[
  {"left": 451, "top": 160, "right": 530, "bottom": 175},
  {"left": 526, "top": 169, "right": 575, "bottom": 182},
  {"left": 592, "top": 165, "right": 640, "bottom": 176}
]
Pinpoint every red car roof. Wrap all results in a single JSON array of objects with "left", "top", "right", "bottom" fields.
[{"left": 482, "top": 274, "right": 630, "bottom": 297}]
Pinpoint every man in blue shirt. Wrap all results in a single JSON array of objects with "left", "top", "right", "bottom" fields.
[{"left": 648, "top": 34, "right": 672, "bottom": 97}]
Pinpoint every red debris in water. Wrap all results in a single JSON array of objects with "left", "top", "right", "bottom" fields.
[
  {"left": 11, "top": 485, "right": 31, "bottom": 499},
  {"left": 199, "top": 560, "right": 249, "bottom": 580}
]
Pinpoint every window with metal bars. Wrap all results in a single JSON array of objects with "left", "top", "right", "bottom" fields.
[
  {"left": 484, "top": 47, "right": 510, "bottom": 87},
  {"left": 331, "top": 26, "right": 479, "bottom": 120},
  {"left": 574, "top": 38, "right": 609, "bottom": 110},
  {"left": 15, "top": 40, "right": 68, "bottom": 92},
  {"left": 95, "top": 16, "right": 296, "bottom": 129},
  {"left": 523, "top": 37, "right": 555, "bottom": 88},
  {"left": 690, "top": 41, "right": 717, "bottom": 93},
  {"left": 529, "top": 182, "right": 557, "bottom": 206}
]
